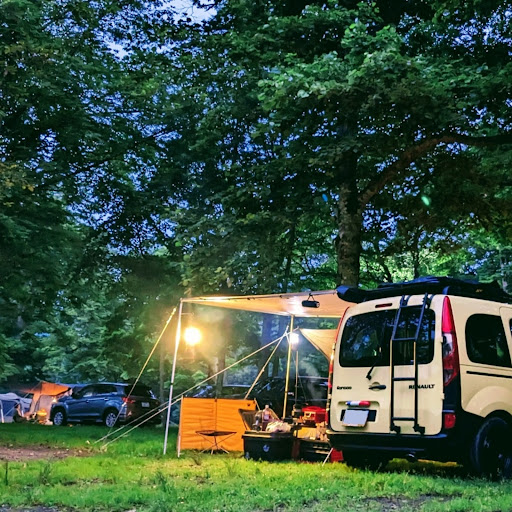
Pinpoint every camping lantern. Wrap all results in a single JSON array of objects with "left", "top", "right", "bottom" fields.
[
  {"left": 36, "top": 408, "right": 48, "bottom": 424},
  {"left": 184, "top": 327, "right": 201, "bottom": 346},
  {"left": 288, "top": 332, "right": 299, "bottom": 347}
]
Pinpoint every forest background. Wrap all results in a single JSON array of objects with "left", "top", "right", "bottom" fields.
[{"left": 1, "top": 0, "right": 512, "bottom": 399}]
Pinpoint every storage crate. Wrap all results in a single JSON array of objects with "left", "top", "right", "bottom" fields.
[
  {"left": 298, "top": 439, "right": 343, "bottom": 463},
  {"left": 242, "top": 431, "right": 294, "bottom": 461},
  {"left": 299, "top": 439, "right": 331, "bottom": 462}
]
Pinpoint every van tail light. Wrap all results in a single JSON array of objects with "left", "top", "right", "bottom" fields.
[
  {"left": 443, "top": 412, "right": 456, "bottom": 430},
  {"left": 123, "top": 397, "right": 136, "bottom": 404},
  {"left": 441, "top": 297, "right": 459, "bottom": 387},
  {"left": 328, "top": 357, "right": 334, "bottom": 390},
  {"left": 328, "top": 308, "right": 349, "bottom": 391}
]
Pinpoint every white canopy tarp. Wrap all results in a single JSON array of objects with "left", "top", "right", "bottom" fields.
[
  {"left": 182, "top": 289, "right": 354, "bottom": 318},
  {"left": 299, "top": 328, "right": 337, "bottom": 359}
]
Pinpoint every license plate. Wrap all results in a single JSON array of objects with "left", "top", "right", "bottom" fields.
[
  {"left": 342, "top": 409, "right": 369, "bottom": 427},
  {"left": 141, "top": 402, "right": 150, "bottom": 408}
]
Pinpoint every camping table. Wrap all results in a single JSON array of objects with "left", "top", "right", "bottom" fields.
[{"left": 196, "top": 430, "right": 237, "bottom": 454}]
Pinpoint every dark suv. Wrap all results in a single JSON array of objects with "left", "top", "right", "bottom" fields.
[{"left": 50, "top": 383, "right": 160, "bottom": 427}]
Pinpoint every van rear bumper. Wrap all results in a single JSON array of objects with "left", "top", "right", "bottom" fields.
[{"left": 326, "top": 429, "right": 462, "bottom": 462}]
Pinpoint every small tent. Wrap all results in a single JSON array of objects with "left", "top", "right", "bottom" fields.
[
  {"left": 0, "top": 393, "right": 31, "bottom": 423},
  {"left": 26, "top": 381, "right": 71, "bottom": 417}
]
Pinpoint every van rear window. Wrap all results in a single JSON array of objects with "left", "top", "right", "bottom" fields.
[{"left": 339, "top": 307, "right": 435, "bottom": 367}]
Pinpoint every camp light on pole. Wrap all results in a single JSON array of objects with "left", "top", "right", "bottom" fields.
[
  {"left": 289, "top": 332, "right": 299, "bottom": 346},
  {"left": 184, "top": 327, "right": 201, "bottom": 346}
]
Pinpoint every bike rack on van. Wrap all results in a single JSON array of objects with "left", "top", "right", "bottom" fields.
[{"left": 389, "top": 293, "right": 432, "bottom": 435}]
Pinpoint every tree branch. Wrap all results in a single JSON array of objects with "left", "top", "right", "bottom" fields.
[
  {"left": 35, "top": 128, "right": 170, "bottom": 192},
  {"left": 359, "top": 132, "right": 512, "bottom": 207}
]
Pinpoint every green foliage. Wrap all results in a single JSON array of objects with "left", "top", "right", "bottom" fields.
[
  {"left": 165, "top": 0, "right": 512, "bottom": 286},
  {"left": 0, "top": 0, "right": 183, "bottom": 384},
  {"left": 2, "top": 0, "right": 512, "bottom": 388}
]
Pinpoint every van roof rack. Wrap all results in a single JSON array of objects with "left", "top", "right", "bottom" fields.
[{"left": 337, "top": 276, "right": 512, "bottom": 304}]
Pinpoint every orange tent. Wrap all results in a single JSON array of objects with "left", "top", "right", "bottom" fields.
[{"left": 28, "top": 381, "right": 70, "bottom": 416}]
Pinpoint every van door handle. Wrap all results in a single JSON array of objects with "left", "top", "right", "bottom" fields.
[{"left": 369, "top": 384, "right": 386, "bottom": 390}]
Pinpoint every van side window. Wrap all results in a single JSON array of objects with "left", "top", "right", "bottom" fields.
[{"left": 466, "top": 315, "right": 511, "bottom": 368}]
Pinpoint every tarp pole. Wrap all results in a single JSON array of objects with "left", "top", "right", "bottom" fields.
[
  {"left": 177, "top": 396, "right": 183, "bottom": 458},
  {"left": 282, "top": 315, "right": 295, "bottom": 419},
  {"left": 294, "top": 346, "right": 299, "bottom": 408},
  {"left": 163, "top": 299, "right": 183, "bottom": 455}
]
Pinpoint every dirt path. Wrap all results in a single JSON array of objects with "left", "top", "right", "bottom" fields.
[
  {"left": 0, "top": 446, "right": 82, "bottom": 462},
  {"left": 0, "top": 508, "right": 63, "bottom": 512}
]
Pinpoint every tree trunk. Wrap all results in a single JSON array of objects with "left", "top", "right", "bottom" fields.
[
  {"left": 335, "top": 174, "right": 364, "bottom": 286},
  {"left": 411, "top": 229, "right": 421, "bottom": 279},
  {"left": 499, "top": 248, "right": 509, "bottom": 293},
  {"left": 282, "top": 222, "right": 296, "bottom": 293},
  {"left": 260, "top": 314, "right": 274, "bottom": 378},
  {"left": 215, "top": 350, "right": 226, "bottom": 396},
  {"left": 215, "top": 315, "right": 230, "bottom": 394}
]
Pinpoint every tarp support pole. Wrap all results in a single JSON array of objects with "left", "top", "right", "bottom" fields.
[
  {"left": 294, "top": 346, "right": 299, "bottom": 408},
  {"left": 163, "top": 299, "right": 183, "bottom": 455},
  {"left": 282, "top": 315, "right": 295, "bottom": 420}
]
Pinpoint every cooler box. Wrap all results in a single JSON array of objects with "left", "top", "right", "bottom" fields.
[
  {"left": 242, "top": 431, "right": 294, "bottom": 461},
  {"left": 301, "top": 406, "right": 326, "bottom": 425}
]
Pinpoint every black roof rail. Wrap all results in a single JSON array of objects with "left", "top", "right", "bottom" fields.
[{"left": 337, "top": 276, "right": 512, "bottom": 304}]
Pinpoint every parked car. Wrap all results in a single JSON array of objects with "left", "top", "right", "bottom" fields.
[
  {"left": 188, "top": 378, "right": 327, "bottom": 418},
  {"left": 50, "top": 382, "right": 161, "bottom": 427},
  {"left": 191, "top": 384, "right": 251, "bottom": 399}
]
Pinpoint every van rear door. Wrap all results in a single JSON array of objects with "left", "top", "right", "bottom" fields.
[{"left": 330, "top": 297, "right": 443, "bottom": 436}]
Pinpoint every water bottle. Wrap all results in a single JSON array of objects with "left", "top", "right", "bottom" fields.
[{"left": 262, "top": 405, "right": 272, "bottom": 429}]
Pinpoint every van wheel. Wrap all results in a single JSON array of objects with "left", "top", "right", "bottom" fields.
[
  {"left": 469, "top": 417, "right": 512, "bottom": 480},
  {"left": 104, "top": 409, "right": 119, "bottom": 428},
  {"left": 343, "top": 451, "right": 389, "bottom": 471}
]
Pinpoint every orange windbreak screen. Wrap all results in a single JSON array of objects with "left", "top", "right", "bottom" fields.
[{"left": 178, "top": 398, "right": 257, "bottom": 453}]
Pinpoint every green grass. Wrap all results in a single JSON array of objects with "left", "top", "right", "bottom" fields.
[{"left": 0, "top": 424, "right": 511, "bottom": 511}]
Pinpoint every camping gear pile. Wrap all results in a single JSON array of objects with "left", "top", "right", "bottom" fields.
[
  {"left": 165, "top": 289, "right": 353, "bottom": 461},
  {"left": 241, "top": 404, "right": 341, "bottom": 463}
]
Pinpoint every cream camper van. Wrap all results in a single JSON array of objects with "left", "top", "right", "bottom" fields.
[{"left": 327, "top": 276, "right": 512, "bottom": 478}]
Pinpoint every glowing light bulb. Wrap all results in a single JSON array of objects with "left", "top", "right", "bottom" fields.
[
  {"left": 184, "top": 327, "right": 201, "bottom": 346},
  {"left": 289, "top": 332, "right": 299, "bottom": 346}
]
